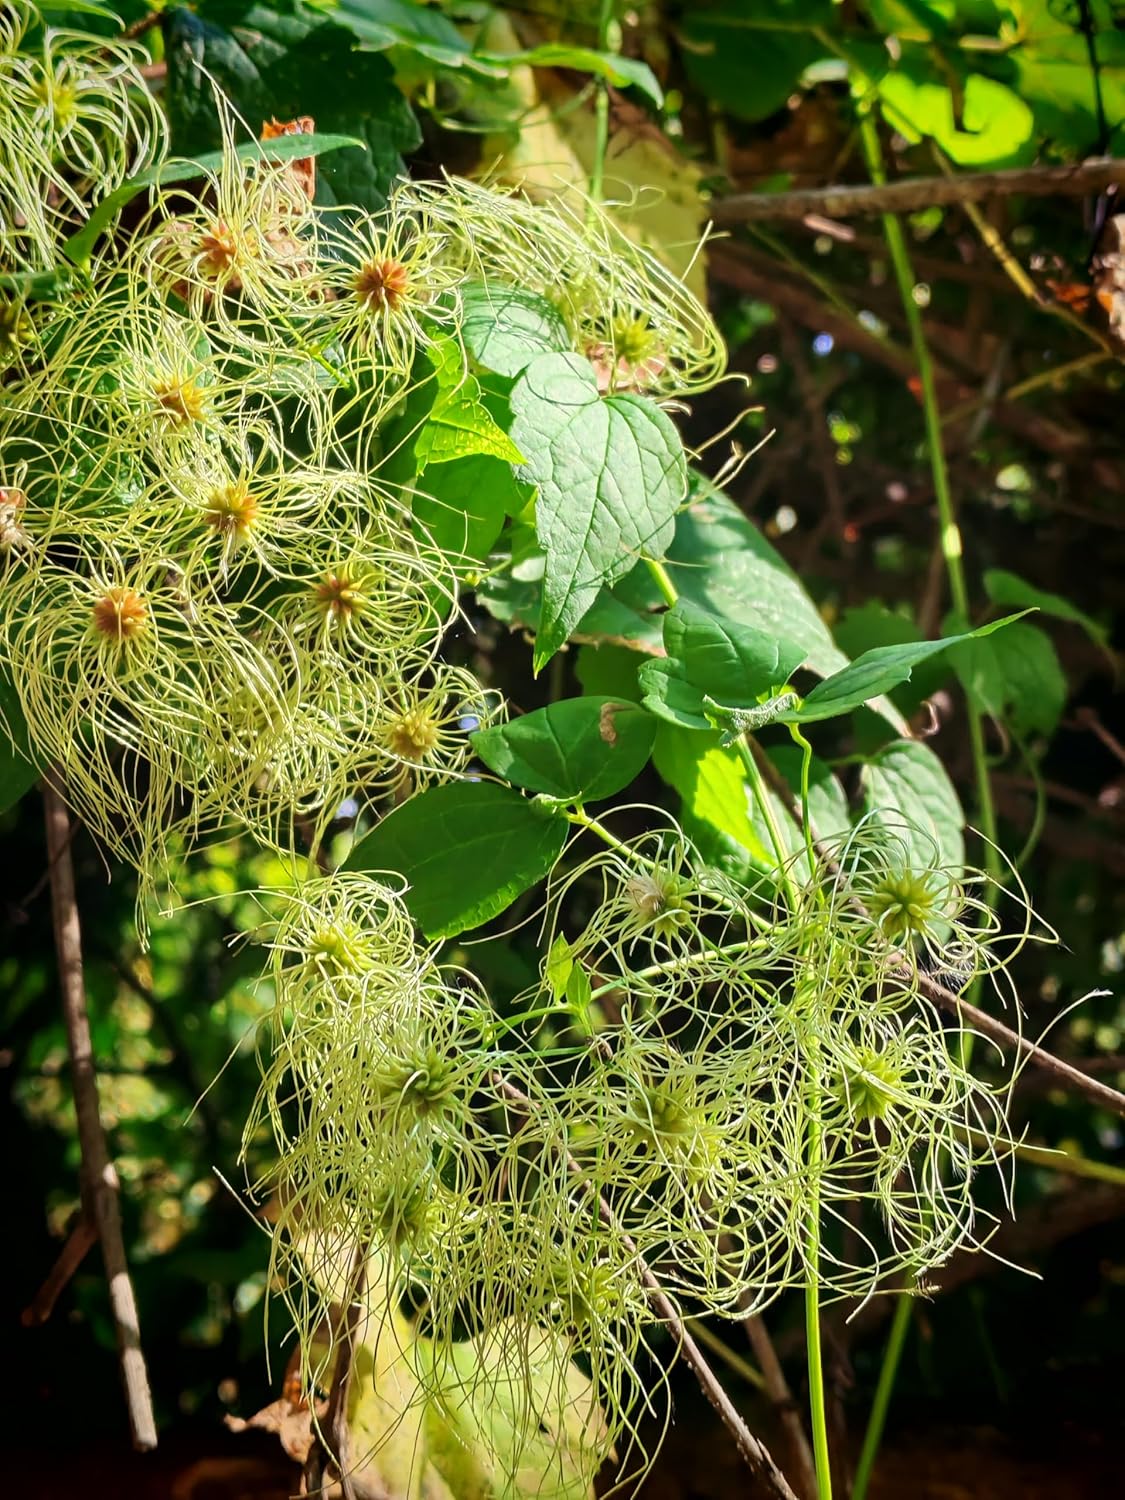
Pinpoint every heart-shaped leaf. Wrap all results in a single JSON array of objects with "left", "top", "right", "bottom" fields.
[
  {"left": 343, "top": 781, "right": 566, "bottom": 939},
  {"left": 510, "top": 353, "right": 686, "bottom": 672}
]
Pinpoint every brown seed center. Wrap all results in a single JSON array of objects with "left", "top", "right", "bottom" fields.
[
  {"left": 92, "top": 587, "right": 148, "bottom": 643},
  {"left": 353, "top": 258, "right": 410, "bottom": 314},
  {"left": 315, "top": 572, "right": 364, "bottom": 620},
  {"left": 198, "top": 222, "right": 239, "bottom": 280}
]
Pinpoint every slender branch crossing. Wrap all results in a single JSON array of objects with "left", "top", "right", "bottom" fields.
[
  {"left": 712, "top": 157, "right": 1125, "bottom": 224},
  {"left": 42, "top": 775, "right": 158, "bottom": 1451}
]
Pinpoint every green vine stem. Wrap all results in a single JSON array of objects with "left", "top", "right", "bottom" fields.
[
  {"left": 851, "top": 1296, "right": 912, "bottom": 1500},
  {"left": 803, "top": 1061, "right": 833, "bottom": 1500},
  {"left": 590, "top": 0, "right": 616, "bottom": 208},
  {"left": 856, "top": 108, "right": 1000, "bottom": 886},
  {"left": 641, "top": 556, "right": 829, "bottom": 1494}
]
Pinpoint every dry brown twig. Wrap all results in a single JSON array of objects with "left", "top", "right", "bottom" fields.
[
  {"left": 41, "top": 774, "right": 158, "bottom": 1451},
  {"left": 712, "top": 157, "right": 1125, "bottom": 224}
]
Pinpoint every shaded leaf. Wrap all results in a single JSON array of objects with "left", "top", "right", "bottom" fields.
[
  {"left": 344, "top": 781, "right": 567, "bottom": 939},
  {"left": 861, "top": 739, "right": 965, "bottom": 872},
  {"left": 983, "top": 568, "right": 1110, "bottom": 649},
  {"left": 414, "top": 453, "right": 531, "bottom": 570},
  {"left": 679, "top": 0, "right": 833, "bottom": 123},
  {"left": 477, "top": 43, "right": 663, "bottom": 106},
  {"left": 0, "top": 674, "right": 41, "bottom": 816},
  {"left": 614, "top": 474, "right": 850, "bottom": 680},
  {"left": 953, "top": 621, "right": 1068, "bottom": 738}
]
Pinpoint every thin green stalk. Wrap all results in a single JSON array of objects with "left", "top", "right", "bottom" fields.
[
  {"left": 851, "top": 1296, "right": 912, "bottom": 1500},
  {"left": 737, "top": 738, "right": 799, "bottom": 907},
  {"left": 567, "top": 804, "right": 638, "bottom": 859},
  {"left": 589, "top": 0, "right": 615, "bottom": 209},
  {"left": 856, "top": 110, "right": 999, "bottom": 884},
  {"left": 645, "top": 555, "right": 679, "bottom": 608},
  {"left": 804, "top": 1071, "right": 833, "bottom": 1500}
]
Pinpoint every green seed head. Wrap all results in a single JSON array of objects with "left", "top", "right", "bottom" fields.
[
  {"left": 866, "top": 868, "right": 943, "bottom": 944},
  {"left": 838, "top": 1045, "right": 904, "bottom": 1122},
  {"left": 623, "top": 867, "right": 690, "bottom": 939}
]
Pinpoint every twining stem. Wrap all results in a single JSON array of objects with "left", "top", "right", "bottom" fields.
[
  {"left": 638, "top": 557, "right": 829, "bottom": 1490},
  {"left": 851, "top": 1297, "right": 912, "bottom": 1500},
  {"left": 856, "top": 110, "right": 1000, "bottom": 885},
  {"left": 737, "top": 738, "right": 799, "bottom": 904},
  {"left": 42, "top": 775, "right": 158, "bottom": 1452}
]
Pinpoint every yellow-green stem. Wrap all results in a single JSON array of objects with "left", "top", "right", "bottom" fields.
[
  {"left": 804, "top": 1071, "right": 833, "bottom": 1500},
  {"left": 589, "top": 0, "right": 615, "bottom": 210},
  {"left": 856, "top": 110, "right": 1000, "bottom": 884},
  {"left": 852, "top": 1296, "right": 912, "bottom": 1500}
]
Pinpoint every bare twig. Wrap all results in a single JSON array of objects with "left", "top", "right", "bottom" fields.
[
  {"left": 712, "top": 158, "right": 1125, "bottom": 224},
  {"left": 747, "top": 742, "right": 1125, "bottom": 1122},
  {"left": 21, "top": 1216, "right": 98, "bottom": 1326},
  {"left": 1074, "top": 706, "right": 1125, "bottom": 769},
  {"left": 494, "top": 1075, "right": 800, "bottom": 1500},
  {"left": 42, "top": 776, "right": 158, "bottom": 1451},
  {"left": 304, "top": 1247, "right": 367, "bottom": 1500}
]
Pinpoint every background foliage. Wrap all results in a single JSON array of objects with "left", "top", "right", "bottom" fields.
[{"left": 4, "top": 0, "right": 1125, "bottom": 1494}]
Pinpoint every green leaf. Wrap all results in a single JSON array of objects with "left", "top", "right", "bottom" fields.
[
  {"left": 983, "top": 568, "right": 1110, "bottom": 650},
  {"left": 652, "top": 725, "right": 773, "bottom": 879},
  {"left": 330, "top": 0, "right": 497, "bottom": 71},
  {"left": 614, "top": 474, "right": 850, "bottom": 681},
  {"left": 476, "top": 44, "right": 664, "bottom": 106},
  {"left": 0, "top": 267, "right": 74, "bottom": 300},
  {"left": 833, "top": 601, "right": 952, "bottom": 716},
  {"left": 861, "top": 739, "right": 965, "bottom": 872},
  {"left": 0, "top": 674, "right": 41, "bottom": 816},
  {"left": 163, "top": 7, "right": 420, "bottom": 214},
  {"left": 389, "top": 337, "right": 525, "bottom": 482},
  {"left": 459, "top": 282, "right": 572, "bottom": 378},
  {"left": 343, "top": 781, "right": 567, "bottom": 939},
  {"left": 64, "top": 131, "right": 361, "bottom": 269},
  {"left": 472, "top": 696, "right": 655, "bottom": 803},
  {"left": 679, "top": 0, "right": 833, "bottom": 123},
  {"left": 421, "top": 1323, "right": 607, "bottom": 1499},
  {"left": 509, "top": 353, "right": 687, "bottom": 671},
  {"left": 953, "top": 621, "right": 1068, "bottom": 738},
  {"left": 775, "top": 613, "right": 1029, "bottom": 726},
  {"left": 1005, "top": 0, "right": 1125, "bottom": 153},
  {"left": 639, "top": 598, "right": 806, "bottom": 732},
  {"left": 413, "top": 453, "right": 530, "bottom": 570},
  {"left": 875, "top": 53, "right": 1035, "bottom": 167}
]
